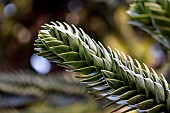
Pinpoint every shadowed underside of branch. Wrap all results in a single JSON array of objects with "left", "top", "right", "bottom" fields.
[
  {"left": 34, "top": 21, "right": 170, "bottom": 113},
  {"left": 128, "top": 0, "right": 170, "bottom": 49}
]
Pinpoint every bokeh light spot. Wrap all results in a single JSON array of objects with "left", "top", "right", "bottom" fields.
[
  {"left": 68, "top": 0, "right": 83, "bottom": 13},
  {"left": 3, "top": 3, "right": 17, "bottom": 17},
  {"left": 12, "top": 23, "right": 25, "bottom": 37},
  {"left": 17, "top": 28, "right": 32, "bottom": 44},
  {"left": 66, "top": 13, "right": 80, "bottom": 25},
  {"left": 151, "top": 43, "right": 166, "bottom": 66},
  {"left": 30, "top": 55, "right": 51, "bottom": 75},
  {"left": 12, "top": 23, "right": 32, "bottom": 44}
]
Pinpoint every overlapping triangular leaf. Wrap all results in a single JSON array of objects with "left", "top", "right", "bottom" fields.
[{"left": 34, "top": 21, "right": 170, "bottom": 112}]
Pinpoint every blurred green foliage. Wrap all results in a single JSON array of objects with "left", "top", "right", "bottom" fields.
[{"left": 0, "top": 70, "right": 107, "bottom": 113}]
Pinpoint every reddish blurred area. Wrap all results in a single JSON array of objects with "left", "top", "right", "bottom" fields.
[
  {"left": 0, "top": 0, "right": 121, "bottom": 72},
  {"left": 0, "top": 0, "right": 70, "bottom": 71}
]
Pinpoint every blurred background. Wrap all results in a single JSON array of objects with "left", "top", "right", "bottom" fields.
[{"left": 0, "top": 0, "right": 169, "bottom": 113}]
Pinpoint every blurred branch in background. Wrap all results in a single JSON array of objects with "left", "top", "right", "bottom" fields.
[
  {"left": 127, "top": 0, "right": 170, "bottom": 81},
  {"left": 0, "top": 70, "right": 107, "bottom": 113}
]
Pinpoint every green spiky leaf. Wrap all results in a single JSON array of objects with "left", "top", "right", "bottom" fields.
[{"left": 34, "top": 21, "right": 170, "bottom": 113}]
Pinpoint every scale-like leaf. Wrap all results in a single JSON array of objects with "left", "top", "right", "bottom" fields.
[{"left": 34, "top": 21, "right": 170, "bottom": 112}]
